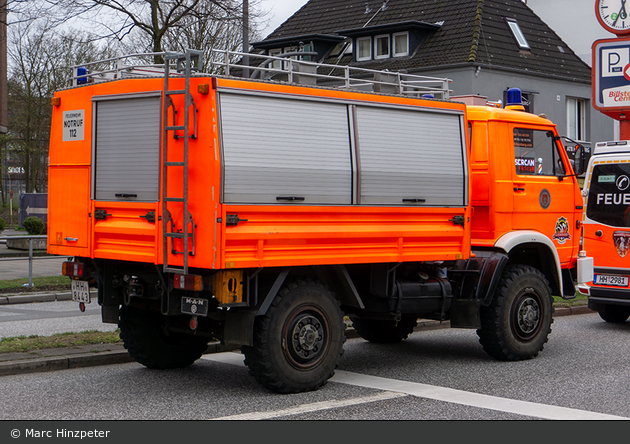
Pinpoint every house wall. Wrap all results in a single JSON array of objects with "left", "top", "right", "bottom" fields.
[{"left": 417, "top": 65, "right": 615, "bottom": 148}]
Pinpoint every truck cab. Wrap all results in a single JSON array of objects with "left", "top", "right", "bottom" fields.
[
  {"left": 578, "top": 141, "right": 630, "bottom": 323},
  {"left": 466, "top": 93, "right": 583, "bottom": 299}
]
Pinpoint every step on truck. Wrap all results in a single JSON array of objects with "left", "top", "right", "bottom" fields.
[
  {"left": 577, "top": 141, "right": 630, "bottom": 323},
  {"left": 49, "top": 50, "right": 583, "bottom": 393}
]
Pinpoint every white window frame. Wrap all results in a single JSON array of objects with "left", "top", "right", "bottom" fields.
[
  {"left": 374, "top": 34, "right": 390, "bottom": 59},
  {"left": 506, "top": 18, "right": 530, "bottom": 50},
  {"left": 393, "top": 32, "right": 409, "bottom": 57},
  {"left": 356, "top": 37, "right": 372, "bottom": 61},
  {"left": 283, "top": 46, "right": 298, "bottom": 69},
  {"left": 269, "top": 48, "right": 282, "bottom": 70},
  {"left": 567, "top": 97, "right": 587, "bottom": 142}
]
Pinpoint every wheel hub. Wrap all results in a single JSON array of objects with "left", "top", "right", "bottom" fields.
[
  {"left": 291, "top": 315, "right": 324, "bottom": 359},
  {"left": 516, "top": 297, "right": 540, "bottom": 335}
]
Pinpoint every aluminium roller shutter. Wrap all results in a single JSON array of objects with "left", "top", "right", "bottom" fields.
[
  {"left": 356, "top": 106, "right": 466, "bottom": 206},
  {"left": 219, "top": 93, "right": 352, "bottom": 205},
  {"left": 93, "top": 95, "right": 161, "bottom": 201}
]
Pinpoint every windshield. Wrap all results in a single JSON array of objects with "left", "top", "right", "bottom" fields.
[{"left": 586, "top": 163, "right": 630, "bottom": 228}]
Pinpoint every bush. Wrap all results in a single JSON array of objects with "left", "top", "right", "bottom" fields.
[
  {"left": 0, "top": 217, "right": 5, "bottom": 232},
  {"left": 22, "top": 216, "right": 46, "bottom": 235}
]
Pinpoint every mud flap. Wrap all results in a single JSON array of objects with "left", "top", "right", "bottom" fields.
[
  {"left": 102, "top": 305, "right": 120, "bottom": 324},
  {"left": 449, "top": 298, "right": 481, "bottom": 329},
  {"left": 224, "top": 309, "right": 257, "bottom": 346},
  {"left": 562, "top": 267, "right": 576, "bottom": 299}
]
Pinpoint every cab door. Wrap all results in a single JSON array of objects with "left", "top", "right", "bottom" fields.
[{"left": 511, "top": 126, "right": 581, "bottom": 265}]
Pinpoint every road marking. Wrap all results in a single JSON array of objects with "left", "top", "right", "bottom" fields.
[
  {"left": 202, "top": 352, "right": 628, "bottom": 420},
  {"left": 331, "top": 371, "right": 627, "bottom": 420},
  {"left": 211, "top": 391, "right": 408, "bottom": 420}
]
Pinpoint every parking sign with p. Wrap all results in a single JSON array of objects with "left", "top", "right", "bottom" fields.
[{"left": 593, "top": 38, "right": 630, "bottom": 113}]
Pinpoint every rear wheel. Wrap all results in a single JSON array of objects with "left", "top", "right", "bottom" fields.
[
  {"left": 350, "top": 316, "right": 418, "bottom": 343},
  {"left": 242, "top": 278, "right": 346, "bottom": 393},
  {"left": 119, "top": 305, "right": 209, "bottom": 369},
  {"left": 598, "top": 306, "right": 630, "bottom": 323},
  {"left": 477, "top": 265, "right": 553, "bottom": 361}
]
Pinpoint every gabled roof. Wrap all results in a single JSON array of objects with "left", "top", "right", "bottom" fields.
[{"left": 260, "top": 0, "right": 591, "bottom": 82}]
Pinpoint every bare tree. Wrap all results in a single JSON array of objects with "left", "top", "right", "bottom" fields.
[
  {"left": 2, "top": 1, "right": 76, "bottom": 26},
  {"left": 4, "top": 20, "right": 116, "bottom": 194},
  {"left": 153, "top": 0, "right": 267, "bottom": 73},
  {"left": 47, "top": 0, "right": 265, "bottom": 64}
]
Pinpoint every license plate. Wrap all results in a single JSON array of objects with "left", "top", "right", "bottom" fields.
[
  {"left": 72, "top": 280, "right": 91, "bottom": 303},
  {"left": 181, "top": 297, "right": 209, "bottom": 316},
  {"left": 594, "top": 274, "right": 630, "bottom": 287}
]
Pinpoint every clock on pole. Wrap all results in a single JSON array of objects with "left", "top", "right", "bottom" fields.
[{"left": 597, "top": 0, "right": 630, "bottom": 35}]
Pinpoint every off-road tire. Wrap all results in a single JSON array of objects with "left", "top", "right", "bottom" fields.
[
  {"left": 477, "top": 264, "right": 554, "bottom": 361},
  {"left": 119, "top": 305, "right": 209, "bottom": 369},
  {"left": 598, "top": 306, "right": 630, "bottom": 323},
  {"left": 350, "top": 316, "right": 418, "bottom": 343},
  {"left": 242, "top": 278, "right": 346, "bottom": 394}
]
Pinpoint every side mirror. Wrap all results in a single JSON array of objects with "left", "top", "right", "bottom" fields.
[{"left": 573, "top": 144, "right": 587, "bottom": 176}]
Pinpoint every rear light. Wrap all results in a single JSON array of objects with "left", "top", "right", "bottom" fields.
[
  {"left": 62, "top": 261, "right": 84, "bottom": 278},
  {"left": 174, "top": 274, "right": 203, "bottom": 291}
]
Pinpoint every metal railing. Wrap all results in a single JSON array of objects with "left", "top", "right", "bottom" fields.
[
  {"left": 69, "top": 49, "right": 453, "bottom": 99},
  {"left": 0, "top": 235, "right": 63, "bottom": 288}
]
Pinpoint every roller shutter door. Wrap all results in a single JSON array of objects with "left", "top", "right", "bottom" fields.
[
  {"left": 94, "top": 96, "right": 161, "bottom": 201},
  {"left": 219, "top": 93, "right": 352, "bottom": 204},
  {"left": 356, "top": 106, "right": 466, "bottom": 206}
]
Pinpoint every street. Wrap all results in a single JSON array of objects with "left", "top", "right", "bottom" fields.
[
  {"left": 0, "top": 312, "right": 628, "bottom": 420},
  {"left": 0, "top": 300, "right": 117, "bottom": 338}
]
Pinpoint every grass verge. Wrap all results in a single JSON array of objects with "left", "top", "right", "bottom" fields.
[
  {"left": 553, "top": 291, "right": 589, "bottom": 308},
  {"left": 0, "top": 276, "right": 71, "bottom": 293},
  {"left": 0, "top": 330, "right": 122, "bottom": 354}
]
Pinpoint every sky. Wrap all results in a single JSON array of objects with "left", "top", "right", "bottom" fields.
[
  {"left": 259, "top": 0, "right": 309, "bottom": 38},
  {"left": 526, "top": 0, "right": 614, "bottom": 66}
]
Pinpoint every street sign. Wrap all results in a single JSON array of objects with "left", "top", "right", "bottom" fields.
[{"left": 593, "top": 37, "right": 630, "bottom": 117}]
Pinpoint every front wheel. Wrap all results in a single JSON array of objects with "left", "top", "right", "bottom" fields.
[
  {"left": 242, "top": 278, "right": 346, "bottom": 394},
  {"left": 598, "top": 306, "right": 630, "bottom": 323},
  {"left": 477, "top": 265, "right": 554, "bottom": 361}
]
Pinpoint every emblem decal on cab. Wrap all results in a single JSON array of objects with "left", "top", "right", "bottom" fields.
[
  {"left": 613, "top": 231, "right": 630, "bottom": 258},
  {"left": 552, "top": 216, "right": 571, "bottom": 244},
  {"left": 539, "top": 189, "right": 551, "bottom": 209}
]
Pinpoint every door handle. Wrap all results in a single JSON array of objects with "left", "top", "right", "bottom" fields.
[{"left": 513, "top": 187, "right": 525, "bottom": 192}]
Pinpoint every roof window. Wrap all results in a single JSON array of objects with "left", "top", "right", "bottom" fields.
[{"left": 505, "top": 18, "right": 530, "bottom": 50}]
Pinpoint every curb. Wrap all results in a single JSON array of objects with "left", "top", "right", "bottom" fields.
[
  {"left": 0, "top": 350, "right": 136, "bottom": 377},
  {"left": 0, "top": 292, "right": 73, "bottom": 305}
]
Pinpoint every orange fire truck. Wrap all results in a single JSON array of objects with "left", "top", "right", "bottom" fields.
[
  {"left": 577, "top": 141, "right": 630, "bottom": 323},
  {"left": 48, "top": 50, "right": 584, "bottom": 393}
]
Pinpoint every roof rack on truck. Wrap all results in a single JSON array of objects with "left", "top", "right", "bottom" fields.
[{"left": 70, "top": 49, "right": 452, "bottom": 99}]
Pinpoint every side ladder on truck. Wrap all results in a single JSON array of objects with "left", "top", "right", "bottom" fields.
[{"left": 162, "top": 50, "right": 201, "bottom": 274}]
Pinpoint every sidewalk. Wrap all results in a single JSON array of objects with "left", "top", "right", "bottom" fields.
[{"left": 0, "top": 291, "right": 594, "bottom": 377}]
